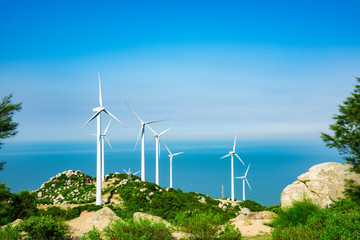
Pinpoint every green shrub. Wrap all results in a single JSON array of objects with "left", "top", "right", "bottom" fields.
[
  {"left": 103, "top": 218, "right": 173, "bottom": 240},
  {"left": 265, "top": 204, "right": 281, "bottom": 214},
  {"left": 82, "top": 226, "right": 103, "bottom": 240},
  {"left": 174, "top": 210, "right": 223, "bottom": 240},
  {"left": 272, "top": 224, "right": 317, "bottom": 240},
  {"left": 271, "top": 198, "right": 320, "bottom": 228},
  {"left": 40, "top": 204, "right": 103, "bottom": 221},
  {"left": 0, "top": 187, "right": 38, "bottom": 226},
  {"left": 239, "top": 200, "right": 266, "bottom": 212},
  {"left": 0, "top": 224, "right": 22, "bottom": 240},
  {"left": 20, "top": 216, "right": 68, "bottom": 240},
  {"left": 219, "top": 222, "right": 242, "bottom": 240},
  {"left": 271, "top": 197, "right": 360, "bottom": 240}
]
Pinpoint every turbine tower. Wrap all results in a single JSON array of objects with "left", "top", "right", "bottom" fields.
[
  {"left": 235, "top": 164, "right": 252, "bottom": 201},
  {"left": 147, "top": 126, "right": 172, "bottom": 185},
  {"left": 164, "top": 144, "right": 183, "bottom": 188},
  {"left": 125, "top": 101, "right": 165, "bottom": 181},
  {"left": 82, "top": 71, "right": 125, "bottom": 206},
  {"left": 123, "top": 168, "right": 140, "bottom": 180},
  {"left": 220, "top": 136, "right": 245, "bottom": 202}
]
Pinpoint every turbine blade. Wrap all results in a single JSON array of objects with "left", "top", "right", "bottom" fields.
[
  {"left": 89, "top": 134, "right": 97, "bottom": 136},
  {"left": 159, "top": 127, "right": 172, "bottom": 136},
  {"left": 246, "top": 178, "right": 252, "bottom": 191},
  {"left": 235, "top": 153, "right": 245, "bottom": 166},
  {"left": 220, "top": 153, "right": 231, "bottom": 159},
  {"left": 81, "top": 111, "right": 101, "bottom": 128},
  {"left": 123, "top": 169, "right": 129, "bottom": 174},
  {"left": 145, "top": 119, "right": 168, "bottom": 125},
  {"left": 124, "top": 101, "right": 144, "bottom": 123},
  {"left": 104, "top": 120, "right": 112, "bottom": 134},
  {"left": 105, "top": 136, "right": 113, "bottom": 150},
  {"left": 164, "top": 143, "right": 172, "bottom": 155},
  {"left": 134, "top": 125, "right": 144, "bottom": 150},
  {"left": 173, "top": 152, "right": 183, "bottom": 156},
  {"left": 134, "top": 170, "right": 140, "bottom": 175},
  {"left": 146, "top": 125, "right": 158, "bottom": 136},
  {"left": 233, "top": 135, "right": 237, "bottom": 152},
  {"left": 103, "top": 109, "right": 126, "bottom": 127},
  {"left": 235, "top": 177, "right": 244, "bottom": 179},
  {"left": 245, "top": 164, "right": 250, "bottom": 177},
  {"left": 98, "top": 70, "right": 103, "bottom": 107}
]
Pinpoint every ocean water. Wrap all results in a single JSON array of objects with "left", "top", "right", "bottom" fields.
[{"left": 0, "top": 139, "right": 342, "bottom": 206}]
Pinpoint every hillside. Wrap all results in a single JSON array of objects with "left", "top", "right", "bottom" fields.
[{"left": 35, "top": 170, "right": 243, "bottom": 222}]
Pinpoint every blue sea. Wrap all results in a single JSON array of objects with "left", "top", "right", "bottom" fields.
[{"left": 0, "top": 139, "right": 342, "bottom": 206}]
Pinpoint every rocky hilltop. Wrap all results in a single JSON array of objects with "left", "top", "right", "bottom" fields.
[
  {"left": 281, "top": 162, "right": 360, "bottom": 208},
  {"left": 36, "top": 170, "right": 96, "bottom": 205}
]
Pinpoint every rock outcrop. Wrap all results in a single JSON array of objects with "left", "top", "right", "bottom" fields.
[
  {"left": 67, "top": 207, "right": 121, "bottom": 239},
  {"left": 36, "top": 170, "right": 96, "bottom": 205},
  {"left": 281, "top": 162, "right": 360, "bottom": 208}
]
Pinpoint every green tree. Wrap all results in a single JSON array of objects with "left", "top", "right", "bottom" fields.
[
  {"left": 321, "top": 77, "right": 360, "bottom": 201},
  {"left": 0, "top": 93, "right": 22, "bottom": 170}
]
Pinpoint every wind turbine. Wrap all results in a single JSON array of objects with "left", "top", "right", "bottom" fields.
[
  {"left": 101, "top": 120, "right": 113, "bottom": 182},
  {"left": 81, "top": 71, "right": 126, "bottom": 206},
  {"left": 164, "top": 144, "right": 183, "bottom": 188},
  {"left": 147, "top": 126, "right": 172, "bottom": 185},
  {"left": 90, "top": 120, "right": 113, "bottom": 182},
  {"left": 235, "top": 164, "right": 252, "bottom": 201},
  {"left": 125, "top": 101, "right": 166, "bottom": 182},
  {"left": 123, "top": 168, "right": 140, "bottom": 180},
  {"left": 220, "top": 136, "right": 245, "bottom": 202}
]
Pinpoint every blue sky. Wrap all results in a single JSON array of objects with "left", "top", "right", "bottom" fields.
[{"left": 1, "top": 0, "right": 360, "bottom": 142}]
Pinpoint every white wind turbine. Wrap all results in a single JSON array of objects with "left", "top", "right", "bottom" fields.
[
  {"left": 220, "top": 136, "right": 245, "bottom": 202},
  {"left": 101, "top": 120, "right": 113, "bottom": 182},
  {"left": 90, "top": 120, "right": 113, "bottom": 182},
  {"left": 82, "top": 71, "right": 125, "bottom": 206},
  {"left": 147, "top": 126, "right": 172, "bottom": 185},
  {"left": 164, "top": 144, "right": 183, "bottom": 188},
  {"left": 123, "top": 168, "right": 140, "bottom": 180},
  {"left": 125, "top": 101, "right": 166, "bottom": 181},
  {"left": 235, "top": 164, "right": 252, "bottom": 201}
]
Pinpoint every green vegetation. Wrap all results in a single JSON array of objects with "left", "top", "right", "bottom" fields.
[
  {"left": 83, "top": 218, "right": 173, "bottom": 240},
  {"left": 321, "top": 76, "right": 360, "bottom": 201},
  {"left": 39, "top": 204, "right": 103, "bottom": 221},
  {"left": 0, "top": 93, "right": 22, "bottom": 171},
  {"left": 175, "top": 210, "right": 223, "bottom": 239},
  {"left": 20, "top": 216, "right": 69, "bottom": 240},
  {"left": 0, "top": 186, "right": 39, "bottom": 226},
  {"left": 1, "top": 170, "right": 277, "bottom": 239},
  {"left": 271, "top": 197, "right": 360, "bottom": 239},
  {"left": 112, "top": 179, "right": 238, "bottom": 223},
  {"left": 219, "top": 223, "right": 243, "bottom": 240},
  {"left": 0, "top": 224, "right": 22, "bottom": 240}
]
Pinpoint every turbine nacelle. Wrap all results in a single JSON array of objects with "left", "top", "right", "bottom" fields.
[{"left": 93, "top": 107, "right": 104, "bottom": 112}]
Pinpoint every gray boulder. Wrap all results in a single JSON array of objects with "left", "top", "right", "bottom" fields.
[{"left": 281, "top": 162, "right": 360, "bottom": 208}]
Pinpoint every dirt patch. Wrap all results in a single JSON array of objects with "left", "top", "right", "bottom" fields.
[{"left": 232, "top": 219, "right": 272, "bottom": 237}]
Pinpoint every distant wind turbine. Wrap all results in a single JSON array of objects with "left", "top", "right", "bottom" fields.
[
  {"left": 123, "top": 168, "right": 140, "bottom": 180},
  {"left": 101, "top": 120, "right": 113, "bottom": 182},
  {"left": 90, "top": 120, "right": 113, "bottom": 182},
  {"left": 235, "top": 164, "right": 252, "bottom": 201},
  {"left": 164, "top": 144, "right": 183, "bottom": 188},
  {"left": 81, "top": 71, "right": 126, "bottom": 206},
  {"left": 125, "top": 101, "right": 166, "bottom": 181},
  {"left": 220, "top": 136, "right": 245, "bottom": 202},
  {"left": 147, "top": 126, "right": 172, "bottom": 185}
]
